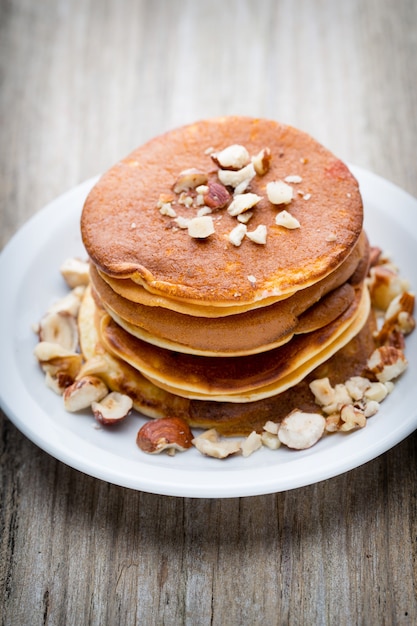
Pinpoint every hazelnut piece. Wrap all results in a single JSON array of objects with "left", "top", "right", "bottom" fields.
[
  {"left": 252, "top": 148, "right": 271, "bottom": 176},
  {"left": 266, "top": 180, "right": 293, "bottom": 205},
  {"left": 92, "top": 392, "right": 133, "bottom": 425},
  {"left": 203, "top": 181, "right": 231, "bottom": 210},
  {"left": 136, "top": 417, "right": 194, "bottom": 455},
  {"left": 38, "top": 310, "right": 79, "bottom": 352},
  {"left": 63, "top": 375, "right": 108, "bottom": 412},
  {"left": 192, "top": 429, "right": 241, "bottom": 459},
  {"left": 173, "top": 169, "right": 208, "bottom": 193},
  {"left": 211, "top": 144, "right": 250, "bottom": 170},
  {"left": 187, "top": 216, "right": 215, "bottom": 239},
  {"left": 278, "top": 410, "right": 325, "bottom": 449},
  {"left": 60, "top": 257, "right": 90, "bottom": 288}
]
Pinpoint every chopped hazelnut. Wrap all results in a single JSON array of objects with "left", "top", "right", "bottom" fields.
[
  {"left": 363, "top": 400, "right": 380, "bottom": 418},
  {"left": 92, "top": 392, "right": 133, "bottom": 425},
  {"left": 47, "top": 286, "right": 85, "bottom": 317},
  {"left": 234, "top": 178, "right": 252, "bottom": 195},
  {"left": 34, "top": 341, "right": 83, "bottom": 382},
  {"left": 325, "top": 414, "right": 342, "bottom": 433},
  {"left": 363, "top": 381, "right": 390, "bottom": 403},
  {"left": 367, "top": 346, "right": 408, "bottom": 382},
  {"left": 228, "top": 223, "right": 247, "bottom": 247},
  {"left": 197, "top": 206, "right": 213, "bottom": 217},
  {"left": 278, "top": 410, "right": 326, "bottom": 449},
  {"left": 246, "top": 224, "right": 267, "bottom": 244},
  {"left": 345, "top": 376, "right": 371, "bottom": 401},
  {"left": 60, "top": 258, "right": 90, "bottom": 288},
  {"left": 252, "top": 148, "right": 271, "bottom": 176},
  {"left": 237, "top": 211, "right": 253, "bottom": 224},
  {"left": 63, "top": 376, "right": 108, "bottom": 412},
  {"left": 211, "top": 144, "right": 250, "bottom": 170},
  {"left": 38, "top": 310, "right": 79, "bottom": 352},
  {"left": 339, "top": 404, "right": 366, "bottom": 431},
  {"left": 187, "top": 216, "right": 215, "bottom": 239},
  {"left": 192, "top": 429, "right": 241, "bottom": 458},
  {"left": 174, "top": 216, "right": 191, "bottom": 229},
  {"left": 275, "top": 210, "right": 300, "bottom": 229},
  {"left": 309, "top": 377, "right": 335, "bottom": 407},
  {"left": 263, "top": 420, "right": 279, "bottom": 435},
  {"left": 203, "top": 181, "right": 231, "bottom": 210},
  {"left": 218, "top": 163, "right": 256, "bottom": 189},
  {"left": 266, "top": 180, "right": 293, "bottom": 205},
  {"left": 240, "top": 431, "right": 263, "bottom": 457},
  {"left": 284, "top": 175, "right": 303, "bottom": 183},
  {"left": 159, "top": 203, "right": 177, "bottom": 217},
  {"left": 173, "top": 169, "right": 208, "bottom": 193},
  {"left": 227, "top": 193, "right": 262, "bottom": 217},
  {"left": 321, "top": 384, "right": 353, "bottom": 415},
  {"left": 368, "top": 265, "right": 407, "bottom": 311},
  {"left": 261, "top": 431, "right": 281, "bottom": 449}
]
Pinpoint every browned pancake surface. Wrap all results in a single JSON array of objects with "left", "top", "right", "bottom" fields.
[
  {"left": 98, "top": 286, "right": 368, "bottom": 397},
  {"left": 81, "top": 117, "right": 363, "bottom": 304},
  {"left": 79, "top": 287, "right": 377, "bottom": 435}
]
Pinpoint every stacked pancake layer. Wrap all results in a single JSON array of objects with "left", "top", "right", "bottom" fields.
[{"left": 81, "top": 116, "right": 371, "bottom": 407}]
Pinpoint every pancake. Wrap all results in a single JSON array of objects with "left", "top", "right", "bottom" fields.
[
  {"left": 97, "top": 284, "right": 370, "bottom": 402},
  {"left": 96, "top": 228, "right": 369, "bottom": 319},
  {"left": 81, "top": 116, "right": 363, "bottom": 307},
  {"left": 95, "top": 282, "right": 355, "bottom": 356},
  {"left": 96, "top": 269, "right": 297, "bottom": 316},
  {"left": 78, "top": 117, "right": 372, "bottom": 436},
  {"left": 89, "top": 231, "right": 369, "bottom": 356},
  {"left": 78, "top": 286, "right": 377, "bottom": 435}
]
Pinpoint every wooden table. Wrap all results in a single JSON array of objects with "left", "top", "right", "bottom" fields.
[{"left": 1, "top": 1, "right": 416, "bottom": 623}]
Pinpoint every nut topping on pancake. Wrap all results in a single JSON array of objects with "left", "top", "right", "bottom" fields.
[
  {"left": 187, "top": 215, "right": 215, "bottom": 239},
  {"left": 229, "top": 223, "right": 247, "bottom": 246},
  {"left": 173, "top": 168, "right": 208, "bottom": 193},
  {"left": 227, "top": 193, "right": 262, "bottom": 216},
  {"left": 284, "top": 175, "right": 303, "bottom": 184},
  {"left": 203, "top": 181, "right": 231, "bottom": 210},
  {"left": 155, "top": 132, "right": 311, "bottom": 246},
  {"left": 246, "top": 224, "right": 267, "bottom": 244},
  {"left": 217, "top": 162, "right": 256, "bottom": 189},
  {"left": 211, "top": 144, "right": 250, "bottom": 170},
  {"left": 266, "top": 180, "right": 294, "bottom": 204},
  {"left": 275, "top": 210, "right": 300, "bottom": 230},
  {"left": 252, "top": 147, "right": 271, "bottom": 176}
]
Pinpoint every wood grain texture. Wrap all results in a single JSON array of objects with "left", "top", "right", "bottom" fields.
[{"left": 1, "top": 1, "right": 416, "bottom": 624}]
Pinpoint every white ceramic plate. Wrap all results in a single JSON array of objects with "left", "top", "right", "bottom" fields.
[{"left": 0, "top": 166, "right": 416, "bottom": 498}]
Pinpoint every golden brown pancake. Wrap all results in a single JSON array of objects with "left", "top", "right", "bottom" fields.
[
  {"left": 97, "top": 284, "right": 370, "bottom": 402},
  {"left": 78, "top": 287, "right": 377, "bottom": 435},
  {"left": 88, "top": 232, "right": 368, "bottom": 356},
  {"left": 81, "top": 116, "right": 363, "bottom": 307},
  {"left": 78, "top": 117, "right": 372, "bottom": 435},
  {"left": 95, "top": 282, "right": 354, "bottom": 356},
  {"left": 95, "top": 229, "right": 369, "bottom": 319}
]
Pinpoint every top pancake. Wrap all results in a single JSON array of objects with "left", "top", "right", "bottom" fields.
[{"left": 81, "top": 116, "right": 363, "bottom": 306}]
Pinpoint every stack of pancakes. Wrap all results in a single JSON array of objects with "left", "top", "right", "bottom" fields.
[{"left": 80, "top": 117, "right": 373, "bottom": 433}]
